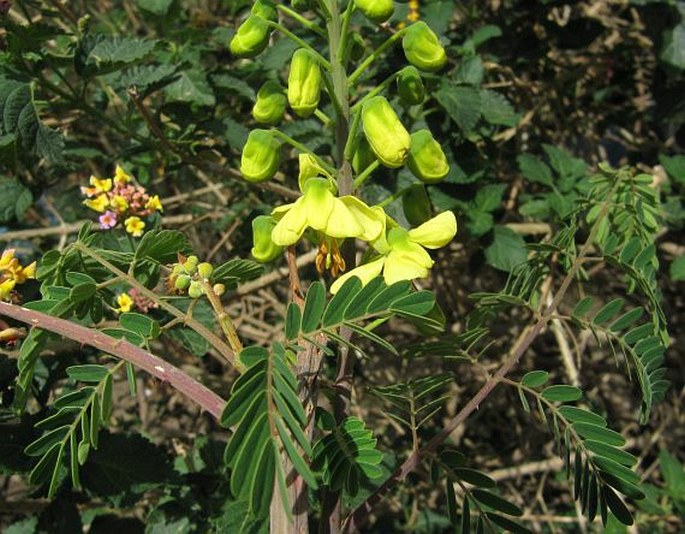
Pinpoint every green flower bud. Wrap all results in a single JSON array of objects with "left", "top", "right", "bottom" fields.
[
  {"left": 287, "top": 49, "right": 321, "bottom": 118},
  {"left": 188, "top": 281, "right": 204, "bottom": 299},
  {"left": 396, "top": 66, "right": 425, "bottom": 106},
  {"left": 183, "top": 255, "right": 199, "bottom": 275},
  {"left": 361, "top": 96, "right": 411, "bottom": 168},
  {"left": 197, "top": 262, "right": 214, "bottom": 278},
  {"left": 252, "top": 81, "right": 286, "bottom": 125},
  {"left": 240, "top": 129, "right": 281, "bottom": 182},
  {"left": 229, "top": 15, "right": 270, "bottom": 58},
  {"left": 172, "top": 263, "right": 186, "bottom": 276},
  {"left": 402, "top": 21, "right": 447, "bottom": 72},
  {"left": 351, "top": 137, "right": 376, "bottom": 174},
  {"left": 402, "top": 183, "right": 433, "bottom": 226},
  {"left": 251, "top": 215, "right": 283, "bottom": 262},
  {"left": 354, "top": 0, "right": 394, "bottom": 24},
  {"left": 251, "top": 0, "right": 277, "bottom": 21},
  {"left": 175, "top": 274, "right": 192, "bottom": 291},
  {"left": 407, "top": 129, "right": 450, "bottom": 183}
]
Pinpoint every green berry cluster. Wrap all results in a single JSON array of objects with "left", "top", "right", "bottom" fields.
[{"left": 169, "top": 255, "right": 226, "bottom": 299}]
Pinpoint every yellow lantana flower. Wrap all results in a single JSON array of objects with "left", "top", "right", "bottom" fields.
[
  {"left": 0, "top": 249, "right": 36, "bottom": 300},
  {"left": 271, "top": 177, "right": 384, "bottom": 246},
  {"left": 90, "top": 176, "right": 113, "bottom": 193},
  {"left": 110, "top": 195, "right": 129, "bottom": 213},
  {"left": 145, "top": 195, "right": 163, "bottom": 212},
  {"left": 124, "top": 216, "right": 145, "bottom": 237},
  {"left": 330, "top": 211, "right": 457, "bottom": 293},
  {"left": 83, "top": 194, "right": 110, "bottom": 213},
  {"left": 115, "top": 293, "right": 134, "bottom": 313},
  {"left": 114, "top": 165, "right": 133, "bottom": 184}
]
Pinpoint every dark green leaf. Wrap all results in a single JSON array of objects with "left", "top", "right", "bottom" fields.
[
  {"left": 602, "top": 486, "right": 634, "bottom": 525},
  {"left": 134, "top": 230, "right": 190, "bottom": 264},
  {"left": 301, "top": 282, "right": 326, "bottom": 333},
  {"left": 66, "top": 365, "right": 109, "bottom": 383},
  {"left": 593, "top": 298, "right": 624, "bottom": 325},
  {"left": 285, "top": 303, "right": 302, "bottom": 340},
  {"left": 452, "top": 468, "right": 495, "bottom": 488},
  {"left": 436, "top": 84, "right": 482, "bottom": 133},
  {"left": 573, "top": 423, "right": 626, "bottom": 447},
  {"left": 484, "top": 226, "right": 527, "bottom": 272},
  {"left": 485, "top": 513, "right": 532, "bottom": 534},
  {"left": 472, "top": 489, "right": 523, "bottom": 516},
  {"left": 558, "top": 406, "right": 606, "bottom": 427},
  {"left": 541, "top": 385, "right": 583, "bottom": 402},
  {"left": 119, "top": 312, "right": 160, "bottom": 339},
  {"left": 517, "top": 154, "right": 553, "bottom": 186},
  {"left": 521, "top": 370, "right": 549, "bottom": 388}
]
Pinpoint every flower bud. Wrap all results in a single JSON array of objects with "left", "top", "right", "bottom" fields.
[
  {"left": 229, "top": 15, "right": 270, "bottom": 58},
  {"left": 183, "top": 255, "right": 199, "bottom": 275},
  {"left": 354, "top": 0, "right": 394, "bottom": 24},
  {"left": 287, "top": 49, "right": 321, "bottom": 118},
  {"left": 188, "top": 281, "right": 204, "bottom": 299},
  {"left": 197, "top": 262, "right": 214, "bottom": 278},
  {"left": 407, "top": 129, "right": 450, "bottom": 183},
  {"left": 251, "top": 215, "right": 283, "bottom": 262},
  {"left": 396, "top": 66, "right": 425, "bottom": 106},
  {"left": 252, "top": 81, "right": 286, "bottom": 125},
  {"left": 240, "top": 129, "right": 281, "bottom": 182},
  {"left": 402, "top": 183, "right": 433, "bottom": 226},
  {"left": 213, "top": 283, "right": 226, "bottom": 296},
  {"left": 402, "top": 21, "right": 447, "bottom": 72},
  {"left": 361, "top": 96, "right": 411, "bottom": 169},
  {"left": 175, "top": 274, "right": 192, "bottom": 291},
  {"left": 251, "top": 0, "right": 277, "bottom": 21}
]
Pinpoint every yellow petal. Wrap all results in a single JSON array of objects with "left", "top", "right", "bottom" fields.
[
  {"left": 340, "top": 197, "right": 385, "bottom": 242},
  {"left": 301, "top": 178, "right": 335, "bottom": 231},
  {"left": 407, "top": 211, "right": 457, "bottom": 249},
  {"left": 330, "top": 256, "right": 385, "bottom": 294},
  {"left": 323, "top": 198, "right": 365, "bottom": 239},
  {"left": 383, "top": 247, "right": 432, "bottom": 285},
  {"left": 271, "top": 199, "right": 309, "bottom": 246}
]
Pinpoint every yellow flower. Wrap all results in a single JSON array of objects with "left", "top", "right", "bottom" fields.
[
  {"left": 110, "top": 195, "right": 129, "bottom": 213},
  {"left": 13, "top": 261, "right": 36, "bottom": 284},
  {"left": 0, "top": 278, "right": 16, "bottom": 301},
  {"left": 124, "top": 216, "right": 145, "bottom": 237},
  {"left": 115, "top": 292, "right": 134, "bottom": 313},
  {"left": 331, "top": 211, "right": 457, "bottom": 293},
  {"left": 145, "top": 195, "right": 164, "bottom": 212},
  {"left": 114, "top": 165, "right": 133, "bottom": 184},
  {"left": 271, "top": 178, "right": 383, "bottom": 246},
  {"left": 89, "top": 175, "right": 113, "bottom": 193},
  {"left": 83, "top": 194, "right": 110, "bottom": 213}
]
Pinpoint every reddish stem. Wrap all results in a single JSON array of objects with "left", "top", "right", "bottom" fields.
[{"left": 0, "top": 301, "right": 226, "bottom": 420}]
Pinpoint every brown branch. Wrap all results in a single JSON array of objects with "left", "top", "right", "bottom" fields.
[
  {"left": 342, "top": 196, "right": 611, "bottom": 532},
  {"left": 0, "top": 301, "right": 226, "bottom": 420}
]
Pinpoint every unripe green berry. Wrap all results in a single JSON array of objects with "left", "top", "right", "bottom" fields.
[
  {"left": 188, "top": 281, "right": 204, "bottom": 299},
  {"left": 197, "top": 262, "right": 214, "bottom": 279},
  {"left": 175, "top": 274, "right": 192, "bottom": 291}
]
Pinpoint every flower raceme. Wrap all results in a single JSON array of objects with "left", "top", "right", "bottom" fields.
[
  {"left": 81, "top": 165, "right": 163, "bottom": 236},
  {"left": 270, "top": 177, "right": 383, "bottom": 247},
  {"left": 330, "top": 211, "right": 457, "bottom": 294}
]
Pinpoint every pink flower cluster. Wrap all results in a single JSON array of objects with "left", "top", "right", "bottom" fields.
[{"left": 81, "top": 165, "right": 163, "bottom": 236}]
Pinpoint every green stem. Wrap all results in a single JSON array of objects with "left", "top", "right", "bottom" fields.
[
  {"left": 378, "top": 183, "right": 414, "bottom": 208},
  {"left": 350, "top": 71, "right": 400, "bottom": 113},
  {"left": 348, "top": 29, "right": 408, "bottom": 85},
  {"left": 352, "top": 160, "right": 380, "bottom": 189},
  {"left": 271, "top": 129, "right": 336, "bottom": 175},
  {"left": 343, "top": 107, "right": 362, "bottom": 161},
  {"left": 276, "top": 4, "right": 327, "bottom": 37},
  {"left": 266, "top": 21, "right": 332, "bottom": 70},
  {"left": 337, "top": 0, "right": 356, "bottom": 65},
  {"left": 73, "top": 242, "right": 239, "bottom": 369}
]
